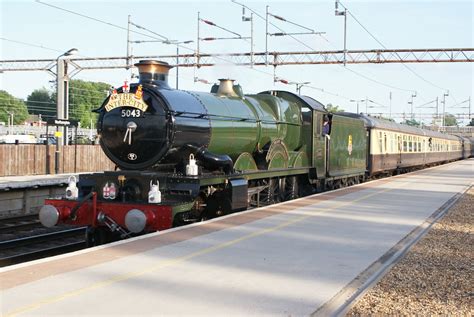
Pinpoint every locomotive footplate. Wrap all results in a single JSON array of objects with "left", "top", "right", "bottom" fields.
[{"left": 40, "top": 169, "right": 309, "bottom": 239}]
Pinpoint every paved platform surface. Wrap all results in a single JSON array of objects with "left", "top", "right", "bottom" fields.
[
  {"left": 0, "top": 173, "right": 78, "bottom": 190},
  {"left": 1, "top": 159, "right": 473, "bottom": 316}
]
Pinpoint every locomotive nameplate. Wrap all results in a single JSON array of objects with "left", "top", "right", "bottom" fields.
[{"left": 105, "top": 92, "right": 148, "bottom": 113}]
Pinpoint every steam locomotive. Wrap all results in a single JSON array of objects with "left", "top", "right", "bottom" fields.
[{"left": 39, "top": 60, "right": 473, "bottom": 246}]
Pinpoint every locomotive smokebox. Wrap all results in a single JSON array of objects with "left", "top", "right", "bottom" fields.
[{"left": 135, "top": 60, "right": 173, "bottom": 88}]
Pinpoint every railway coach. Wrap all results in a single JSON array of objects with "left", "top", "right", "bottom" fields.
[
  {"left": 338, "top": 113, "right": 465, "bottom": 176},
  {"left": 459, "top": 136, "right": 473, "bottom": 159}
]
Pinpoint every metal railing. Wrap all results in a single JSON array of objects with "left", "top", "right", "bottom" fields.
[{"left": 0, "top": 125, "right": 96, "bottom": 139}]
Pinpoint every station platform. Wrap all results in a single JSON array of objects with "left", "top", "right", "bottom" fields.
[
  {"left": 0, "top": 173, "right": 77, "bottom": 191},
  {"left": 1, "top": 159, "right": 473, "bottom": 316}
]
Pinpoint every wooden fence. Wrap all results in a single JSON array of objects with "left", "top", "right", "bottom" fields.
[{"left": 0, "top": 144, "right": 115, "bottom": 176}]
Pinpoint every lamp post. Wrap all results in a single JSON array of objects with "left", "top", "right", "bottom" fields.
[
  {"left": 389, "top": 92, "right": 392, "bottom": 120},
  {"left": 5, "top": 111, "right": 14, "bottom": 135},
  {"left": 442, "top": 91, "right": 449, "bottom": 127},
  {"left": 56, "top": 48, "right": 78, "bottom": 146},
  {"left": 407, "top": 92, "right": 417, "bottom": 120},
  {"left": 335, "top": 0, "right": 347, "bottom": 65},
  {"left": 291, "top": 82, "right": 310, "bottom": 95},
  {"left": 2, "top": 110, "right": 14, "bottom": 135},
  {"left": 170, "top": 40, "right": 194, "bottom": 89}
]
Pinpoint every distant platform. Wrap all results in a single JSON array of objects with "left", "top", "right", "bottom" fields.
[
  {"left": 1, "top": 159, "right": 473, "bottom": 316},
  {"left": 0, "top": 174, "right": 77, "bottom": 191}
]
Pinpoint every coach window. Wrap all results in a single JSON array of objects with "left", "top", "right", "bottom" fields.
[
  {"left": 403, "top": 135, "right": 407, "bottom": 152},
  {"left": 379, "top": 134, "right": 383, "bottom": 153},
  {"left": 391, "top": 135, "right": 394, "bottom": 153},
  {"left": 408, "top": 136, "right": 413, "bottom": 152}
]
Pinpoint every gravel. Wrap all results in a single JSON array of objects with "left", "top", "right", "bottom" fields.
[{"left": 347, "top": 187, "right": 474, "bottom": 316}]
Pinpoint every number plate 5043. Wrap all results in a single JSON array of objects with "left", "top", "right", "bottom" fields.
[{"left": 121, "top": 109, "right": 143, "bottom": 118}]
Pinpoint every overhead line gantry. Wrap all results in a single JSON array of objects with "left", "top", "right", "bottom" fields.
[{"left": 1, "top": 48, "right": 473, "bottom": 72}]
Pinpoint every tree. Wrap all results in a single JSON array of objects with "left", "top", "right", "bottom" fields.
[
  {"left": 326, "top": 103, "right": 344, "bottom": 113},
  {"left": 379, "top": 116, "right": 395, "bottom": 122},
  {"left": 26, "top": 88, "right": 56, "bottom": 119},
  {"left": 0, "top": 90, "right": 29, "bottom": 124},
  {"left": 468, "top": 118, "right": 474, "bottom": 126},
  {"left": 69, "top": 80, "right": 110, "bottom": 127},
  {"left": 443, "top": 113, "right": 457, "bottom": 126},
  {"left": 403, "top": 118, "right": 421, "bottom": 127}
]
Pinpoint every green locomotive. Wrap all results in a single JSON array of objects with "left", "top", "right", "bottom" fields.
[{"left": 39, "top": 60, "right": 463, "bottom": 245}]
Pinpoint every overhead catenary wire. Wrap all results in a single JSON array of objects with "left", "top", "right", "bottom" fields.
[
  {"left": 230, "top": 0, "right": 418, "bottom": 96},
  {"left": 0, "top": 37, "right": 63, "bottom": 53},
  {"left": 200, "top": 17, "right": 243, "bottom": 38},
  {"left": 267, "top": 13, "right": 315, "bottom": 33},
  {"left": 34, "top": 0, "right": 416, "bottom": 101},
  {"left": 129, "top": 21, "right": 169, "bottom": 41},
  {"left": 30, "top": 0, "right": 458, "bottom": 117},
  {"left": 34, "top": 0, "right": 194, "bottom": 54},
  {"left": 337, "top": 0, "right": 456, "bottom": 103}
]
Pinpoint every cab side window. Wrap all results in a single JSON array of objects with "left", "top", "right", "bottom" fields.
[{"left": 322, "top": 115, "right": 330, "bottom": 136}]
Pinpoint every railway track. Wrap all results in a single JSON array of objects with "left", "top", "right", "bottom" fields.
[
  {"left": 0, "top": 227, "right": 86, "bottom": 267},
  {"left": 0, "top": 214, "right": 41, "bottom": 234}
]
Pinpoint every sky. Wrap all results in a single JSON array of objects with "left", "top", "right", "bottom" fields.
[{"left": 0, "top": 0, "right": 473, "bottom": 124}]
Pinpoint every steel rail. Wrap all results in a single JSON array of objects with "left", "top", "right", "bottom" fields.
[
  {"left": 0, "top": 227, "right": 86, "bottom": 267},
  {"left": 0, "top": 215, "right": 40, "bottom": 234}
]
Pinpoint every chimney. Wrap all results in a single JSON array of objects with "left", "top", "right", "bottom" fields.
[
  {"left": 216, "top": 79, "right": 238, "bottom": 97},
  {"left": 134, "top": 60, "right": 173, "bottom": 88}
]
